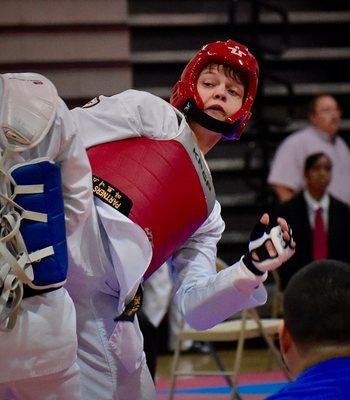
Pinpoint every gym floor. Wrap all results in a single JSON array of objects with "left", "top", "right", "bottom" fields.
[{"left": 155, "top": 343, "right": 288, "bottom": 399}]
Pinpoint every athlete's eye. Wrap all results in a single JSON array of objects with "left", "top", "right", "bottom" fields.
[
  {"left": 203, "top": 81, "right": 214, "bottom": 87},
  {"left": 228, "top": 88, "right": 243, "bottom": 98}
]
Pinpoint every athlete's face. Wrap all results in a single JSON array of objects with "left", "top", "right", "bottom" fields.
[{"left": 197, "top": 65, "right": 245, "bottom": 122}]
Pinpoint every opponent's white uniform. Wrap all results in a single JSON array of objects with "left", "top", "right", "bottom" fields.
[
  {"left": 0, "top": 74, "right": 91, "bottom": 400},
  {"left": 67, "top": 90, "right": 268, "bottom": 400}
]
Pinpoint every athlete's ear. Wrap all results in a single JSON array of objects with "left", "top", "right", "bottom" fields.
[{"left": 279, "top": 320, "right": 292, "bottom": 355}]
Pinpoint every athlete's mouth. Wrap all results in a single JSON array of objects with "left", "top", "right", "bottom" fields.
[{"left": 206, "top": 105, "right": 226, "bottom": 116}]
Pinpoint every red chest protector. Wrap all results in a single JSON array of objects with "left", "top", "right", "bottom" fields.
[{"left": 87, "top": 126, "right": 215, "bottom": 279}]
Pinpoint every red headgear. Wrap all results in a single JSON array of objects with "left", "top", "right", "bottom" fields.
[{"left": 170, "top": 40, "right": 259, "bottom": 140}]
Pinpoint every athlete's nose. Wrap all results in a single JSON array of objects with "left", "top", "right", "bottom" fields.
[{"left": 213, "top": 85, "right": 227, "bottom": 101}]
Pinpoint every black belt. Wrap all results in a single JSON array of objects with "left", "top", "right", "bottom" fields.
[
  {"left": 23, "top": 285, "right": 63, "bottom": 298},
  {"left": 114, "top": 285, "right": 143, "bottom": 322}
]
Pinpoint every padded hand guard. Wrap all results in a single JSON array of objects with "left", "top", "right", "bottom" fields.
[{"left": 243, "top": 220, "right": 295, "bottom": 275}]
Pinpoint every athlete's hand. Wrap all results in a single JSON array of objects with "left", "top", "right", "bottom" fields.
[{"left": 243, "top": 213, "right": 296, "bottom": 275}]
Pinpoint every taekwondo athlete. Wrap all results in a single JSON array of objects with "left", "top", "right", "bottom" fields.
[{"left": 66, "top": 39, "right": 295, "bottom": 400}]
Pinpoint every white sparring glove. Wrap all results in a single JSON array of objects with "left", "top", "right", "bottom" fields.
[{"left": 243, "top": 219, "right": 295, "bottom": 275}]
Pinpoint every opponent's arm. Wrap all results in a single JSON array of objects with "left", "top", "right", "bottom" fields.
[{"left": 54, "top": 99, "right": 93, "bottom": 235}]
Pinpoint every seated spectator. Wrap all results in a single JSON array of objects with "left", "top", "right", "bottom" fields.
[
  {"left": 266, "top": 259, "right": 350, "bottom": 400},
  {"left": 268, "top": 94, "right": 350, "bottom": 206},
  {"left": 274, "top": 152, "right": 350, "bottom": 290}
]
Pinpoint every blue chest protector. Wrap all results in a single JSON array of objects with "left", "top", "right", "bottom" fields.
[
  {"left": 0, "top": 159, "right": 68, "bottom": 329},
  {"left": 10, "top": 159, "right": 68, "bottom": 289}
]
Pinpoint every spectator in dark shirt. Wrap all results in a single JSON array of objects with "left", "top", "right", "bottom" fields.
[{"left": 274, "top": 152, "right": 350, "bottom": 290}]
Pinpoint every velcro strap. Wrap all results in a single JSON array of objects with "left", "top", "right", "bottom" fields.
[
  {"left": 0, "top": 263, "right": 11, "bottom": 286},
  {"left": 0, "top": 282, "right": 23, "bottom": 330},
  {"left": 0, "top": 242, "right": 32, "bottom": 285},
  {"left": 0, "top": 211, "right": 21, "bottom": 242},
  {"left": 14, "top": 184, "right": 44, "bottom": 195},
  {"left": 22, "top": 210, "right": 47, "bottom": 223},
  {"left": 28, "top": 246, "right": 54, "bottom": 263}
]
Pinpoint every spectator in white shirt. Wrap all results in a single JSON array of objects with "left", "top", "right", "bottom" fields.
[{"left": 268, "top": 94, "right": 350, "bottom": 206}]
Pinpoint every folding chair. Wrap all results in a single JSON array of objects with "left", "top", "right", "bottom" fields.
[
  {"left": 168, "top": 307, "right": 291, "bottom": 400},
  {"left": 271, "top": 270, "right": 283, "bottom": 318}
]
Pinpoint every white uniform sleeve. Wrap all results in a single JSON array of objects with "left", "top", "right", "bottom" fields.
[
  {"left": 267, "top": 134, "right": 304, "bottom": 191},
  {"left": 54, "top": 99, "right": 93, "bottom": 234},
  {"left": 172, "top": 201, "right": 267, "bottom": 330},
  {"left": 70, "top": 90, "right": 180, "bottom": 148}
]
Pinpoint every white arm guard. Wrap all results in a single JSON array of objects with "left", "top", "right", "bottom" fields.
[{"left": 0, "top": 73, "right": 58, "bottom": 152}]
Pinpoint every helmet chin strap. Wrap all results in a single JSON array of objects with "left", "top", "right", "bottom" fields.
[{"left": 182, "top": 99, "right": 240, "bottom": 140}]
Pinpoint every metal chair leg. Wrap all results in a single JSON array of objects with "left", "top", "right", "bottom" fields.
[
  {"left": 168, "top": 336, "right": 182, "bottom": 400},
  {"left": 230, "top": 310, "right": 248, "bottom": 399},
  {"left": 249, "top": 309, "right": 292, "bottom": 381},
  {"left": 206, "top": 343, "right": 234, "bottom": 388}
]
